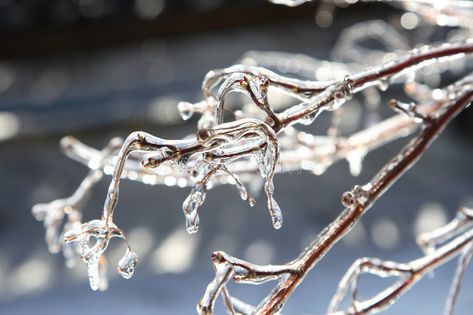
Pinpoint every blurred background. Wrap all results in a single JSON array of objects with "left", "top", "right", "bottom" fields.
[{"left": 0, "top": 0, "right": 472, "bottom": 314}]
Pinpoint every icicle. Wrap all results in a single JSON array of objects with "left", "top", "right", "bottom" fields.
[
  {"left": 269, "top": 197, "right": 283, "bottom": 229},
  {"left": 224, "top": 168, "right": 255, "bottom": 207},
  {"left": 237, "top": 181, "right": 248, "bottom": 200},
  {"left": 117, "top": 249, "right": 138, "bottom": 279},
  {"left": 263, "top": 145, "right": 275, "bottom": 176},
  {"left": 87, "top": 255, "right": 101, "bottom": 291},
  {"left": 185, "top": 210, "right": 200, "bottom": 234},
  {"left": 183, "top": 183, "right": 206, "bottom": 234}
]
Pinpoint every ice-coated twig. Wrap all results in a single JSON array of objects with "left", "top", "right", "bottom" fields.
[
  {"left": 33, "top": 38, "right": 473, "bottom": 300},
  {"left": 327, "top": 207, "right": 473, "bottom": 315},
  {"left": 250, "top": 80, "right": 473, "bottom": 314},
  {"left": 444, "top": 242, "right": 473, "bottom": 315},
  {"left": 32, "top": 137, "right": 122, "bottom": 265},
  {"left": 198, "top": 251, "right": 299, "bottom": 315}
]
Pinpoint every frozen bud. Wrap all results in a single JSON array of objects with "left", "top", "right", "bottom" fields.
[{"left": 341, "top": 185, "right": 370, "bottom": 208}]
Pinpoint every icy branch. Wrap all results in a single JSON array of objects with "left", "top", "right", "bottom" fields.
[{"left": 32, "top": 23, "right": 473, "bottom": 314}]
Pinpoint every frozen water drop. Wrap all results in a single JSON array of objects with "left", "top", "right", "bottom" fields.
[
  {"left": 248, "top": 197, "right": 256, "bottom": 207},
  {"left": 299, "top": 111, "right": 319, "bottom": 125},
  {"left": 378, "top": 77, "right": 391, "bottom": 91},
  {"left": 177, "top": 101, "right": 194, "bottom": 121},
  {"left": 270, "top": 198, "right": 283, "bottom": 229},
  {"left": 117, "top": 249, "right": 138, "bottom": 279}
]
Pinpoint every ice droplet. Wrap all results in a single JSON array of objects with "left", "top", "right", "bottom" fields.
[
  {"left": 270, "top": 198, "right": 283, "bottom": 229},
  {"left": 177, "top": 101, "right": 194, "bottom": 120},
  {"left": 299, "top": 111, "right": 319, "bottom": 125},
  {"left": 117, "top": 249, "right": 138, "bottom": 279},
  {"left": 378, "top": 77, "right": 391, "bottom": 91}
]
